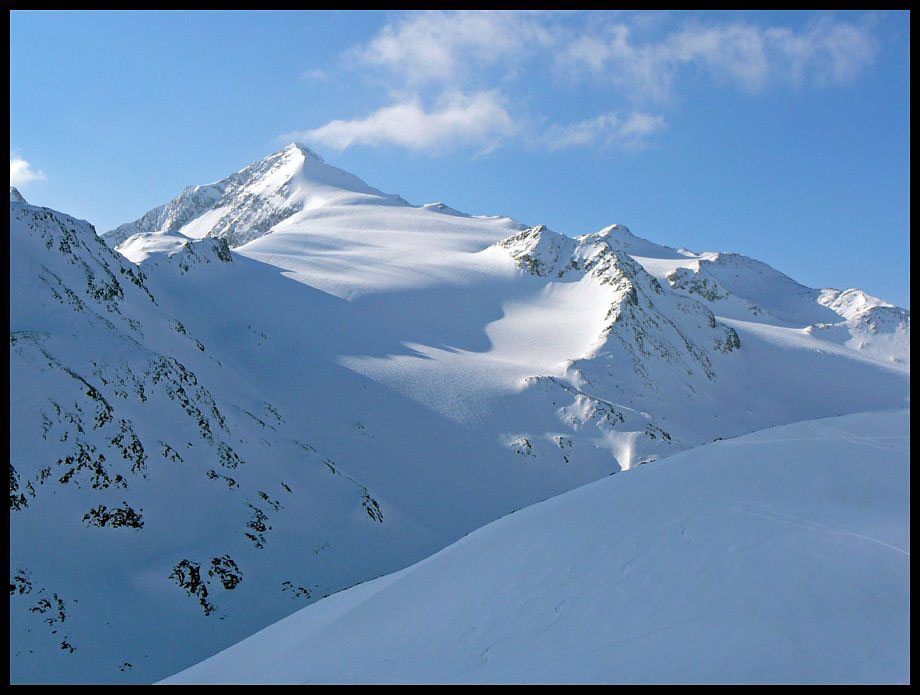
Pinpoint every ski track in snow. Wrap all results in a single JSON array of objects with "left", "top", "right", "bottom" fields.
[{"left": 731, "top": 506, "right": 909, "bottom": 557}]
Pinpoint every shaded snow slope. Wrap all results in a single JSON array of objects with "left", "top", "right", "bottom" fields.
[
  {"left": 12, "top": 199, "right": 484, "bottom": 684},
  {"left": 167, "top": 410, "right": 910, "bottom": 685}
]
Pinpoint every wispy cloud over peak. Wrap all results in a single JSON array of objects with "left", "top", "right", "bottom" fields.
[{"left": 293, "top": 91, "right": 516, "bottom": 152}]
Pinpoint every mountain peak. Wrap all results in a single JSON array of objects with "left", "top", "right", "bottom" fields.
[
  {"left": 280, "top": 142, "right": 324, "bottom": 163},
  {"left": 597, "top": 224, "right": 634, "bottom": 238},
  {"left": 10, "top": 186, "right": 27, "bottom": 204},
  {"left": 102, "top": 143, "right": 402, "bottom": 249}
]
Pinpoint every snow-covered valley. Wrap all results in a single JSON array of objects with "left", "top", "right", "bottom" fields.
[{"left": 9, "top": 145, "right": 910, "bottom": 683}]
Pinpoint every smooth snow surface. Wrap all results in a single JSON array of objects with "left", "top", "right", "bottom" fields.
[{"left": 167, "top": 411, "right": 910, "bottom": 685}]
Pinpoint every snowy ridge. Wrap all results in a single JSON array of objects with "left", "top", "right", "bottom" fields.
[
  {"left": 101, "top": 143, "right": 405, "bottom": 249},
  {"left": 584, "top": 231, "right": 911, "bottom": 367},
  {"left": 165, "top": 410, "right": 910, "bottom": 684},
  {"left": 116, "top": 234, "right": 234, "bottom": 271},
  {"left": 819, "top": 287, "right": 899, "bottom": 321},
  {"left": 420, "top": 201, "right": 470, "bottom": 217},
  {"left": 663, "top": 257, "right": 911, "bottom": 366},
  {"left": 818, "top": 287, "right": 910, "bottom": 336},
  {"left": 494, "top": 224, "right": 741, "bottom": 381}
]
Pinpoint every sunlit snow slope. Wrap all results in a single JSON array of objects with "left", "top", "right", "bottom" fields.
[{"left": 167, "top": 410, "right": 910, "bottom": 685}]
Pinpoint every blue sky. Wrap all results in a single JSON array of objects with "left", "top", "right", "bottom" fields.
[{"left": 10, "top": 11, "right": 910, "bottom": 307}]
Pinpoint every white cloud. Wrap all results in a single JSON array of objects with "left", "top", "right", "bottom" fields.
[
  {"left": 295, "top": 92, "right": 516, "bottom": 151},
  {"left": 560, "top": 16, "right": 877, "bottom": 101},
  {"left": 10, "top": 155, "right": 46, "bottom": 187},
  {"left": 665, "top": 23, "right": 771, "bottom": 93},
  {"left": 352, "top": 11, "right": 552, "bottom": 87},
  {"left": 765, "top": 17, "right": 877, "bottom": 87},
  {"left": 619, "top": 111, "right": 668, "bottom": 141},
  {"left": 292, "top": 12, "right": 878, "bottom": 153},
  {"left": 544, "top": 111, "right": 667, "bottom": 150},
  {"left": 352, "top": 12, "right": 876, "bottom": 101},
  {"left": 562, "top": 24, "right": 675, "bottom": 102}
]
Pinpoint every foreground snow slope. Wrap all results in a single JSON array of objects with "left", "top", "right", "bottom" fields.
[{"left": 168, "top": 410, "right": 910, "bottom": 685}]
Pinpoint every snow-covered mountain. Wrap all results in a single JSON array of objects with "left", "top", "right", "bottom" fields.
[
  {"left": 11, "top": 146, "right": 910, "bottom": 684},
  {"left": 165, "top": 410, "right": 910, "bottom": 685},
  {"left": 101, "top": 143, "right": 406, "bottom": 249}
]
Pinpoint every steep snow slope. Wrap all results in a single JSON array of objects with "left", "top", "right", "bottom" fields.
[
  {"left": 166, "top": 410, "right": 910, "bottom": 685},
  {"left": 10, "top": 199, "right": 432, "bottom": 684}
]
